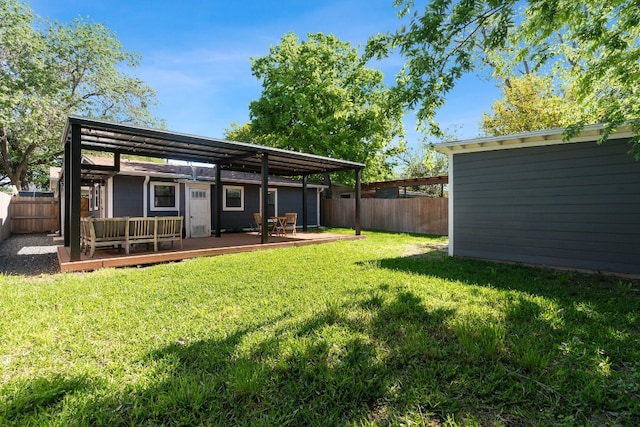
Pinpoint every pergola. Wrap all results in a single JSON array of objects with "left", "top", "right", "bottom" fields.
[{"left": 61, "top": 115, "right": 364, "bottom": 261}]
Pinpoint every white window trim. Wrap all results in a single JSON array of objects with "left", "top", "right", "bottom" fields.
[
  {"left": 223, "top": 185, "right": 244, "bottom": 211},
  {"left": 259, "top": 187, "right": 278, "bottom": 216},
  {"left": 150, "top": 181, "right": 180, "bottom": 211},
  {"left": 93, "top": 184, "right": 100, "bottom": 210},
  {"left": 106, "top": 177, "right": 114, "bottom": 218}
]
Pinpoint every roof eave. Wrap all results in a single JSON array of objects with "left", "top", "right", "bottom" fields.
[{"left": 434, "top": 124, "right": 635, "bottom": 155}]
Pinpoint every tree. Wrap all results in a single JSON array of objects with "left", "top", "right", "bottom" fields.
[
  {"left": 367, "top": 0, "right": 640, "bottom": 153},
  {"left": 396, "top": 128, "right": 451, "bottom": 196},
  {"left": 397, "top": 145, "right": 448, "bottom": 197},
  {"left": 481, "top": 73, "right": 592, "bottom": 135},
  {"left": 249, "top": 32, "right": 405, "bottom": 192},
  {"left": 0, "top": 0, "right": 162, "bottom": 190},
  {"left": 224, "top": 122, "right": 258, "bottom": 144}
]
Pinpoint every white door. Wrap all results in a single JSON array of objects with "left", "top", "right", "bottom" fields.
[{"left": 187, "top": 184, "right": 211, "bottom": 238}]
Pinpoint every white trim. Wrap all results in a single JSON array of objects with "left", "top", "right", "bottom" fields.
[
  {"left": 259, "top": 187, "right": 278, "bottom": 216},
  {"left": 83, "top": 168, "right": 326, "bottom": 188},
  {"left": 447, "top": 153, "right": 454, "bottom": 256},
  {"left": 107, "top": 177, "right": 114, "bottom": 218},
  {"left": 434, "top": 124, "right": 635, "bottom": 155},
  {"left": 93, "top": 184, "right": 100, "bottom": 210},
  {"left": 142, "top": 176, "right": 150, "bottom": 217},
  {"left": 317, "top": 188, "right": 321, "bottom": 226},
  {"left": 150, "top": 181, "right": 180, "bottom": 211},
  {"left": 220, "top": 178, "right": 325, "bottom": 188},
  {"left": 223, "top": 185, "right": 244, "bottom": 211}
]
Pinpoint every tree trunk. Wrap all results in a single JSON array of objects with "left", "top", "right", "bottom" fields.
[
  {"left": 7, "top": 168, "right": 24, "bottom": 191},
  {"left": 323, "top": 173, "right": 333, "bottom": 199},
  {"left": 0, "top": 128, "right": 37, "bottom": 191}
]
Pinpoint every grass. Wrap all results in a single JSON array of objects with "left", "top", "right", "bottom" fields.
[{"left": 1, "top": 229, "right": 639, "bottom": 426}]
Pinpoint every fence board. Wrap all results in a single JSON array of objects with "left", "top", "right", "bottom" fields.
[
  {"left": 10, "top": 196, "right": 60, "bottom": 234},
  {"left": 323, "top": 197, "right": 448, "bottom": 235}
]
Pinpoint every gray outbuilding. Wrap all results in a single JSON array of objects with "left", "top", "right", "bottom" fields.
[{"left": 435, "top": 124, "right": 640, "bottom": 276}]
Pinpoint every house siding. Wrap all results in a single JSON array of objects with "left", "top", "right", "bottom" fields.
[
  {"left": 217, "top": 184, "right": 319, "bottom": 230},
  {"left": 113, "top": 176, "right": 144, "bottom": 217},
  {"left": 452, "top": 138, "right": 640, "bottom": 275},
  {"left": 277, "top": 187, "right": 319, "bottom": 224},
  {"left": 110, "top": 176, "right": 320, "bottom": 231}
]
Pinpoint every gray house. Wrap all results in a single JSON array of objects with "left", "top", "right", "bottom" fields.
[
  {"left": 59, "top": 116, "right": 364, "bottom": 261},
  {"left": 435, "top": 124, "right": 640, "bottom": 276},
  {"left": 52, "top": 155, "right": 326, "bottom": 238}
]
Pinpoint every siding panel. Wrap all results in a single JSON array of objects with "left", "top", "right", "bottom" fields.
[
  {"left": 453, "top": 139, "right": 640, "bottom": 275},
  {"left": 113, "top": 176, "right": 144, "bottom": 217}
]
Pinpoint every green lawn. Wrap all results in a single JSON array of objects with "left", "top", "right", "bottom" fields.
[{"left": 1, "top": 230, "right": 639, "bottom": 426}]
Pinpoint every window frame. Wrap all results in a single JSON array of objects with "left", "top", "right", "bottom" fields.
[
  {"left": 259, "top": 187, "right": 278, "bottom": 217},
  {"left": 93, "top": 183, "right": 100, "bottom": 210},
  {"left": 223, "top": 185, "right": 244, "bottom": 211},
  {"left": 150, "top": 181, "right": 180, "bottom": 211}
]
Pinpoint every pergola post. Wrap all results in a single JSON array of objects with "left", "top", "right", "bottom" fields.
[
  {"left": 57, "top": 172, "right": 62, "bottom": 237},
  {"left": 63, "top": 142, "right": 71, "bottom": 247},
  {"left": 69, "top": 123, "right": 82, "bottom": 261},
  {"left": 302, "top": 175, "right": 308, "bottom": 232},
  {"left": 355, "top": 168, "right": 361, "bottom": 236},
  {"left": 261, "top": 154, "right": 269, "bottom": 243},
  {"left": 215, "top": 164, "right": 222, "bottom": 237}
]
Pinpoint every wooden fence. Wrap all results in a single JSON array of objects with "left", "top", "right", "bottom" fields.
[
  {"left": 323, "top": 197, "right": 448, "bottom": 235},
  {"left": 10, "top": 196, "right": 60, "bottom": 234}
]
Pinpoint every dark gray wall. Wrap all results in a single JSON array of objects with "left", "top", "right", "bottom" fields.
[
  {"left": 113, "top": 176, "right": 144, "bottom": 217},
  {"left": 216, "top": 184, "right": 319, "bottom": 230},
  {"left": 277, "top": 186, "right": 319, "bottom": 224},
  {"left": 452, "top": 138, "right": 640, "bottom": 275},
  {"left": 113, "top": 177, "right": 319, "bottom": 231}
]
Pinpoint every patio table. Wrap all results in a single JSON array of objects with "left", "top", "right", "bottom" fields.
[{"left": 270, "top": 216, "right": 286, "bottom": 236}]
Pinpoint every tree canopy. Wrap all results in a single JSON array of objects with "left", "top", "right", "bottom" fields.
[
  {"left": 367, "top": 0, "right": 640, "bottom": 152},
  {"left": 0, "top": 0, "right": 162, "bottom": 189},
  {"left": 224, "top": 122, "right": 258, "bottom": 144},
  {"left": 481, "top": 74, "right": 591, "bottom": 136},
  {"left": 249, "top": 32, "right": 405, "bottom": 187}
]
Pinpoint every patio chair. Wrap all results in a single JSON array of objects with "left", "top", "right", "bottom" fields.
[
  {"left": 283, "top": 212, "right": 297, "bottom": 235},
  {"left": 253, "top": 213, "right": 274, "bottom": 237}
]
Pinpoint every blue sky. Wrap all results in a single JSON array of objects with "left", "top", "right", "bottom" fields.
[{"left": 29, "top": 0, "right": 501, "bottom": 149}]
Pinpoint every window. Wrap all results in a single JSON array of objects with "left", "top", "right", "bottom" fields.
[
  {"left": 93, "top": 184, "right": 100, "bottom": 210},
  {"left": 223, "top": 185, "right": 244, "bottom": 211},
  {"left": 151, "top": 182, "right": 179, "bottom": 211},
  {"left": 191, "top": 190, "right": 206, "bottom": 199},
  {"left": 259, "top": 188, "right": 278, "bottom": 217}
]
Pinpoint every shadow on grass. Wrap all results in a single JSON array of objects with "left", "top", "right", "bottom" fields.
[
  {"left": 373, "top": 251, "right": 640, "bottom": 423},
  {"left": 1, "top": 290, "right": 460, "bottom": 425},
  {"left": 377, "top": 249, "right": 639, "bottom": 308},
  {"left": 0, "top": 374, "right": 96, "bottom": 424}
]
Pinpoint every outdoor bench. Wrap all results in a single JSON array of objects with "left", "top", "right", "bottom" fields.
[{"left": 80, "top": 216, "right": 183, "bottom": 257}]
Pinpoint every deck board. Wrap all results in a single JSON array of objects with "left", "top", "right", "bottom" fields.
[{"left": 57, "top": 232, "right": 365, "bottom": 272}]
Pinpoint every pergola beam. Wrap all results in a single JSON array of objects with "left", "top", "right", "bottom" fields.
[{"left": 61, "top": 116, "right": 365, "bottom": 261}]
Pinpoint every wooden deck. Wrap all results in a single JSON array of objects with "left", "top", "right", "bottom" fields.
[{"left": 57, "top": 231, "right": 365, "bottom": 272}]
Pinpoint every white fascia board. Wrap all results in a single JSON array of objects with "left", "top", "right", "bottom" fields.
[
  {"left": 119, "top": 170, "right": 192, "bottom": 180},
  {"left": 434, "top": 124, "right": 635, "bottom": 155},
  {"left": 115, "top": 169, "right": 326, "bottom": 188},
  {"left": 176, "top": 176, "right": 326, "bottom": 188}
]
